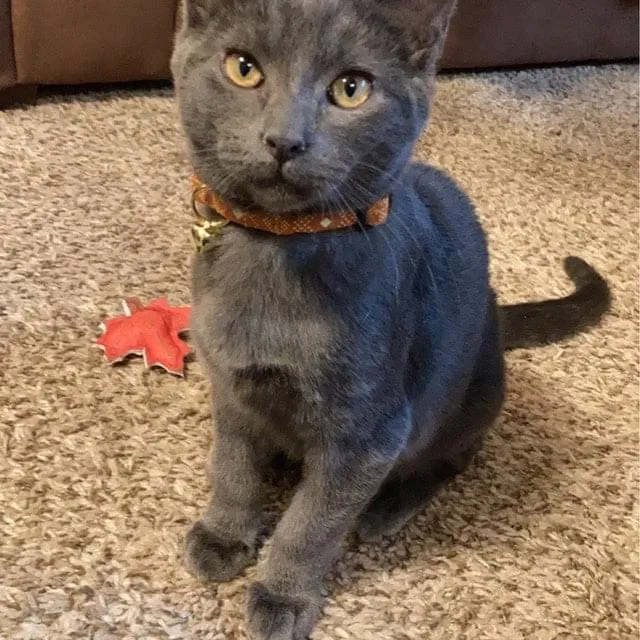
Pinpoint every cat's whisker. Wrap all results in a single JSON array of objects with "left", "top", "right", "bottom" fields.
[
  {"left": 350, "top": 160, "right": 406, "bottom": 191},
  {"left": 326, "top": 184, "right": 374, "bottom": 249}
]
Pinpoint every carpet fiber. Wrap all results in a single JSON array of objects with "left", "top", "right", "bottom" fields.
[{"left": 1, "top": 65, "right": 638, "bottom": 639}]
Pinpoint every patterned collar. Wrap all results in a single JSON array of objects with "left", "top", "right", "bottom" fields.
[{"left": 190, "top": 176, "right": 389, "bottom": 250}]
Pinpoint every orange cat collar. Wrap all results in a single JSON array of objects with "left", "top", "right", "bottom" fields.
[{"left": 191, "top": 176, "right": 389, "bottom": 247}]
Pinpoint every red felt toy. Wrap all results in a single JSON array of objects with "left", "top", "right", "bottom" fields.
[{"left": 96, "top": 298, "right": 192, "bottom": 376}]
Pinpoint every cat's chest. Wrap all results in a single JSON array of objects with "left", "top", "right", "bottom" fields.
[
  {"left": 198, "top": 289, "right": 329, "bottom": 370},
  {"left": 192, "top": 238, "right": 333, "bottom": 372}
]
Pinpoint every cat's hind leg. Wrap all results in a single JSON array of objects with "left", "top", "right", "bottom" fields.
[
  {"left": 357, "top": 322, "right": 506, "bottom": 542},
  {"left": 356, "top": 449, "right": 477, "bottom": 542}
]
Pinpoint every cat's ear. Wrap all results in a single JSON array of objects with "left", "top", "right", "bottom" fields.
[
  {"left": 381, "top": 0, "right": 457, "bottom": 74},
  {"left": 181, "top": 0, "right": 212, "bottom": 29}
]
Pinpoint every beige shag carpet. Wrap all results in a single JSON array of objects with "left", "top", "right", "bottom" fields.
[{"left": 1, "top": 64, "right": 638, "bottom": 640}]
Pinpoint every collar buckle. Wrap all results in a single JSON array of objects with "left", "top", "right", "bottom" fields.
[{"left": 191, "top": 217, "right": 228, "bottom": 252}]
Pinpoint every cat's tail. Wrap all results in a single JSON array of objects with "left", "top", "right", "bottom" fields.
[{"left": 500, "top": 256, "right": 611, "bottom": 351}]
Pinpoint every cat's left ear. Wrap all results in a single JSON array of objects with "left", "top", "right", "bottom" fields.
[{"left": 380, "top": 0, "right": 457, "bottom": 75}]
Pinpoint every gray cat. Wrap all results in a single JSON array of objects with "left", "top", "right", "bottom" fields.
[{"left": 171, "top": 1, "right": 610, "bottom": 638}]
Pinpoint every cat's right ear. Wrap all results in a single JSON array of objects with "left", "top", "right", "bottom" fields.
[{"left": 181, "top": 0, "right": 211, "bottom": 29}]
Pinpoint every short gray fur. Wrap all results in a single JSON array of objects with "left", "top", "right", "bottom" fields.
[{"left": 171, "top": 2, "right": 610, "bottom": 638}]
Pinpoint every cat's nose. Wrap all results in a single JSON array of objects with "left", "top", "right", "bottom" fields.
[{"left": 263, "top": 134, "right": 307, "bottom": 164}]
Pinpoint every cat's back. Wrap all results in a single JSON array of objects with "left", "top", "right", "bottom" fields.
[{"left": 394, "top": 161, "right": 490, "bottom": 291}]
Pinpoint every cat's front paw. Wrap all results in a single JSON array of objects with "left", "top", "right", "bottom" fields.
[
  {"left": 184, "top": 520, "right": 256, "bottom": 582},
  {"left": 247, "top": 581, "right": 321, "bottom": 640},
  {"left": 356, "top": 507, "right": 406, "bottom": 542}
]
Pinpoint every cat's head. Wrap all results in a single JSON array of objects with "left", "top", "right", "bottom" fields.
[{"left": 172, "top": 0, "right": 455, "bottom": 213}]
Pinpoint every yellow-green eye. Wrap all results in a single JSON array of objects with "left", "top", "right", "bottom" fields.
[
  {"left": 329, "top": 74, "right": 372, "bottom": 109},
  {"left": 223, "top": 51, "right": 264, "bottom": 88}
]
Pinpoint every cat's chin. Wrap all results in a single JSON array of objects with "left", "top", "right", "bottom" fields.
[{"left": 242, "top": 181, "right": 323, "bottom": 215}]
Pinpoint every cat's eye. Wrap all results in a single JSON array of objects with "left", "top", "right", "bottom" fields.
[
  {"left": 223, "top": 51, "right": 264, "bottom": 89},
  {"left": 329, "top": 73, "right": 372, "bottom": 109}
]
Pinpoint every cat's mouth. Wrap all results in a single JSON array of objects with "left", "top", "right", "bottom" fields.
[
  {"left": 248, "top": 166, "right": 322, "bottom": 213},
  {"left": 197, "top": 159, "right": 331, "bottom": 214}
]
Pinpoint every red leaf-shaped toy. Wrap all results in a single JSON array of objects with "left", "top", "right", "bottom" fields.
[{"left": 96, "top": 298, "right": 192, "bottom": 376}]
